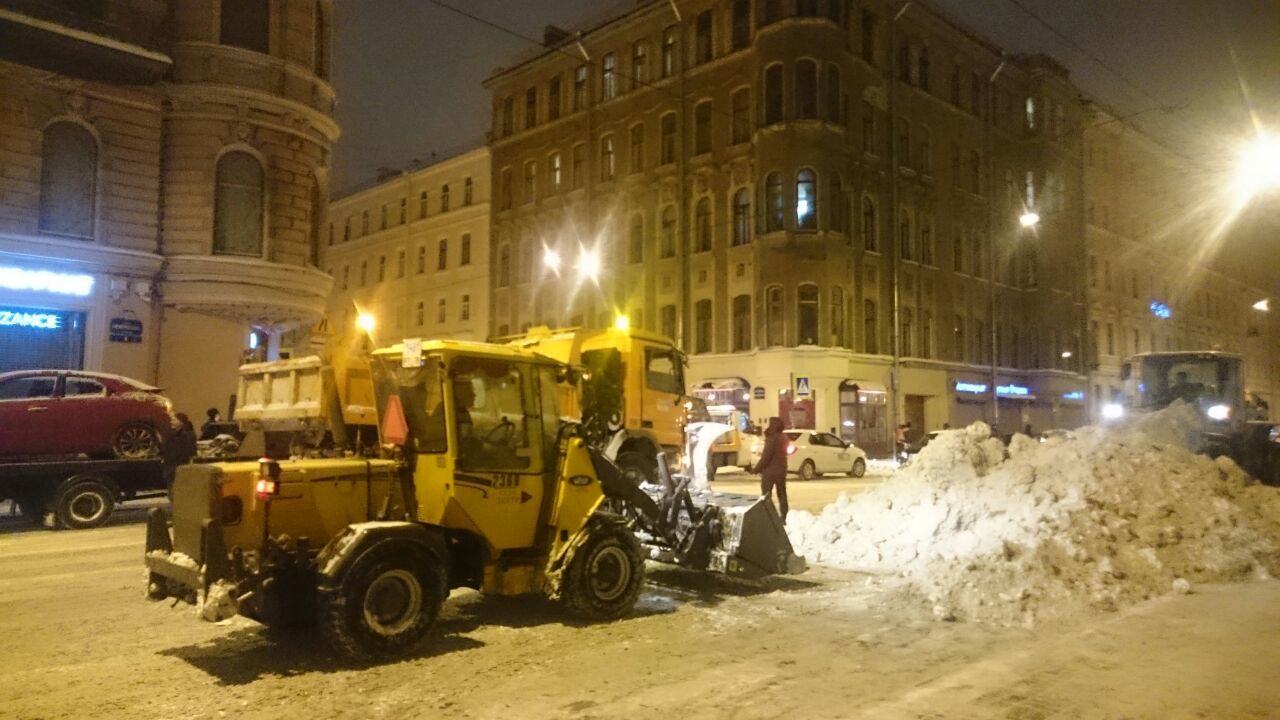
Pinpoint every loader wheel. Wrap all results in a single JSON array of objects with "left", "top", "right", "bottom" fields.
[
  {"left": 851, "top": 458, "right": 867, "bottom": 478},
  {"left": 318, "top": 540, "right": 445, "bottom": 663},
  {"left": 800, "top": 460, "right": 818, "bottom": 481},
  {"left": 562, "top": 520, "right": 645, "bottom": 621},
  {"left": 54, "top": 477, "right": 115, "bottom": 530},
  {"left": 616, "top": 450, "right": 656, "bottom": 485}
]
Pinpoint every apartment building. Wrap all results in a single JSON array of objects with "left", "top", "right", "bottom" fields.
[
  {"left": 322, "top": 148, "right": 490, "bottom": 348},
  {"left": 0, "top": 0, "right": 338, "bottom": 416}
]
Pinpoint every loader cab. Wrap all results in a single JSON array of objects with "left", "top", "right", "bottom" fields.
[{"left": 1120, "top": 352, "right": 1245, "bottom": 428}]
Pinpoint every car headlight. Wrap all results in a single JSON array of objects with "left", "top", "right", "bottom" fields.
[
  {"left": 1206, "top": 404, "right": 1231, "bottom": 421},
  {"left": 1101, "top": 403, "right": 1125, "bottom": 420}
]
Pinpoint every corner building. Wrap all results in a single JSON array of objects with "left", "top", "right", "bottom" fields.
[
  {"left": 0, "top": 0, "right": 338, "bottom": 417},
  {"left": 486, "top": 0, "right": 1089, "bottom": 455}
]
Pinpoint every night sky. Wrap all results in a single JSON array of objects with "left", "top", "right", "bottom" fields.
[{"left": 331, "top": 0, "right": 1280, "bottom": 194}]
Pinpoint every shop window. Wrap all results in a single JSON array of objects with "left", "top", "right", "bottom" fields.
[
  {"left": 798, "top": 284, "right": 819, "bottom": 345},
  {"left": 38, "top": 122, "right": 97, "bottom": 238},
  {"left": 213, "top": 151, "right": 264, "bottom": 256}
]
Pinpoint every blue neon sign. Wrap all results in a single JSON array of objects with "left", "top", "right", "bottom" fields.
[
  {"left": 996, "top": 384, "right": 1031, "bottom": 397},
  {"left": 955, "top": 382, "right": 989, "bottom": 394},
  {"left": 1061, "top": 391, "right": 1085, "bottom": 401},
  {"left": 0, "top": 309, "right": 61, "bottom": 330},
  {"left": 1149, "top": 301, "right": 1172, "bottom": 319}
]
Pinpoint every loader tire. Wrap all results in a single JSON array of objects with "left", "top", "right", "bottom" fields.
[
  {"left": 562, "top": 520, "right": 645, "bottom": 621},
  {"left": 318, "top": 539, "right": 445, "bottom": 663},
  {"left": 616, "top": 450, "right": 656, "bottom": 485},
  {"left": 54, "top": 477, "right": 115, "bottom": 530}
]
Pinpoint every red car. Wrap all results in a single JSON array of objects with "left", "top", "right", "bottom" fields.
[{"left": 0, "top": 370, "right": 175, "bottom": 459}]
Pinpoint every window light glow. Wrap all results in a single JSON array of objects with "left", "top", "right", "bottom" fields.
[{"left": 0, "top": 266, "right": 94, "bottom": 296}]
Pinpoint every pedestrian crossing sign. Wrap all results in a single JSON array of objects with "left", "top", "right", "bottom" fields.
[{"left": 795, "top": 377, "right": 810, "bottom": 397}]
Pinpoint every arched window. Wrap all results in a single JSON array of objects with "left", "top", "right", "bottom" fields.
[
  {"left": 38, "top": 122, "right": 97, "bottom": 238},
  {"left": 795, "top": 59, "right": 818, "bottom": 119},
  {"left": 660, "top": 112, "right": 677, "bottom": 164},
  {"left": 899, "top": 210, "right": 913, "bottom": 261},
  {"left": 863, "top": 299, "right": 878, "bottom": 354},
  {"left": 795, "top": 169, "right": 817, "bottom": 230},
  {"left": 825, "top": 64, "right": 841, "bottom": 123},
  {"left": 660, "top": 205, "right": 676, "bottom": 257},
  {"left": 766, "top": 285, "right": 784, "bottom": 347},
  {"left": 765, "top": 172, "right": 785, "bottom": 232},
  {"left": 862, "top": 197, "right": 878, "bottom": 251},
  {"left": 213, "top": 151, "right": 264, "bottom": 256},
  {"left": 694, "top": 299, "right": 712, "bottom": 353},
  {"left": 732, "top": 0, "right": 751, "bottom": 50},
  {"left": 498, "top": 244, "right": 511, "bottom": 287},
  {"left": 695, "top": 10, "right": 714, "bottom": 64},
  {"left": 829, "top": 174, "right": 845, "bottom": 233},
  {"left": 695, "top": 198, "right": 712, "bottom": 252},
  {"left": 628, "top": 214, "right": 644, "bottom": 263},
  {"left": 221, "top": 0, "right": 269, "bottom": 53},
  {"left": 798, "top": 283, "right": 819, "bottom": 345},
  {"left": 731, "top": 87, "right": 752, "bottom": 144},
  {"left": 764, "top": 64, "right": 784, "bottom": 124},
  {"left": 600, "top": 134, "right": 615, "bottom": 181},
  {"left": 918, "top": 45, "right": 931, "bottom": 90},
  {"left": 831, "top": 287, "right": 845, "bottom": 346},
  {"left": 732, "top": 188, "right": 752, "bottom": 246},
  {"left": 732, "top": 294, "right": 752, "bottom": 350}
]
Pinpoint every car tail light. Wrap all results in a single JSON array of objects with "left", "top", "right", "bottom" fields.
[
  {"left": 255, "top": 457, "right": 282, "bottom": 499},
  {"left": 785, "top": 443, "right": 796, "bottom": 456}
]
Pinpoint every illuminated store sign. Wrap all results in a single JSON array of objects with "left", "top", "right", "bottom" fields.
[
  {"left": 955, "top": 382, "right": 988, "bottom": 394},
  {"left": 1149, "top": 301, "right": 1172, "bottom": 319},
  {"left": 0, "top": 266, "right": 94, "bottom": 297},
  {"left": 0, "top": 309, "right": 61, "bottom": 329},
  {"left": 996, "top": 384, "right": 1030, "bottom": 397},
  {"left": 1061, "top": 391, "right": 1086, "bottom": 401},
  {"left": 954, "top": 382, "right": 1032, "bottom": 397}
]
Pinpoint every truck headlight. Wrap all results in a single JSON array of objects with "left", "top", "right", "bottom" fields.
[
  {"left": 1101, "top": 403, "right": 1125, "bottom": 420},
  {"left": 1206, "top": 404, "right": 1231, "bottom": 421}
]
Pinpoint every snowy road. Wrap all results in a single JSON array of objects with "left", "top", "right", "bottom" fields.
[{"left": 2, "top": 516, "right": 1279, "bottom": 719}]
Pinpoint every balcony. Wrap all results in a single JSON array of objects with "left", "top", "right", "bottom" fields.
[{"left": 0, "top": 1, "right": 170, "bottom": 84}]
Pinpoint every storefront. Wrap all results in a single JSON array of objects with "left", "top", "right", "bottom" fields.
[
  {"left": 838, "top": 380, "right": 888, "bottom": 456},
  {"left": 0, "top": 305, "right": 87, "bottom": 372}
]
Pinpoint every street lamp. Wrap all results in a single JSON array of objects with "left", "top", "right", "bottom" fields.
[
  {"left": 1254, "top": 299, "right": 1270, "bottom": 312},
  {"left": 575, "top": 246, "right": 600, "bottom": 284},
  {"left": 543, "top": 248, "right": 562, "bottom": 275},
  {"left": 1019, "top": 211, "right": 1041, "bottom": 228},
  {"left": 1233, "top": 132, "right": 1280, "bottom": 205},
  {"left": 356, "top": 312, "right": 376, "bottom": 333}
]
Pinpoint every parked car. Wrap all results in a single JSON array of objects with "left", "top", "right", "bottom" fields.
[
  {"left": 0, "top": 370, "right": 174, "bottom": 459},
  {"left": 751, "top": 430, "right": 868, "bottom": 480}
]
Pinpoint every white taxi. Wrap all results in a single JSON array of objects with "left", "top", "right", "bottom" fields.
[{"left": 750, "top": 430, "right": 868, "bottom": 480}]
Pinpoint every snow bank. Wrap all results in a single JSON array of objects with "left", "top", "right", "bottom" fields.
[{"left": 788, "top": 404, "right": 1280, "bottom": 625}]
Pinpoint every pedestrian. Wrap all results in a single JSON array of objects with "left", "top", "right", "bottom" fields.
[
  {"left": 200, "top": 407, "right": 221, "bottom": 441},
  {"left": 895, "top": 423, "right": 908, "bottom": 458},
  {"left": 942, "top": 422, "right": 951, "bottom": 430},
  {"left": 163, "top": 413, "right": 198, "bottom": 495},
  {"left": 752, "top": 417, "right": 789, "bottom": 523}
]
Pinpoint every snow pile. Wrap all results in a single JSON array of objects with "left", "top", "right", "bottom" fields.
[{"left": 788, "top": 404, "right": 1280, "bottom": 625}]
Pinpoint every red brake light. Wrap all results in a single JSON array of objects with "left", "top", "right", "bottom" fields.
[
  {"left": 785, "top": 443, "right": 796, "bottom": 455},
  {"left": 256, "top": 457, "right": 281, "bottom": 499}
]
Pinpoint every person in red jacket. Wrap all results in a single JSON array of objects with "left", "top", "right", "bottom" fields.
[{"left": 753, "top": 416, "right": 790, "bottom": 522}]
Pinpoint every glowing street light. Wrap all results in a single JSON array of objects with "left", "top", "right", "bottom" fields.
[
  {"left": 356, "top": 312, "right": 376, "bottom": 333},
  {"left": 1060, "top": 350, "right": 1073, "bottom": 359},
  {"left": 575, "top": 246, "right": 600, "bottom": 283},
  {"left": 1233, "top": 132, "right": 1280, "bottom": 204},
  {"left": 543, "top": 248, "right": 562, "bottom": 274},
  {"left": 1019, "top": 211, "right": 1041, "bottom": 228},
  {"left": 613, "top": 314, "right": 630, "bottom": 332},
  {"left": 1255, "top": 299, "right": 1271, "bottom": 312}
]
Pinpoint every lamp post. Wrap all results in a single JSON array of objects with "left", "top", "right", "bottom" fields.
[{"left": 990, "top": 211, "right": 1039, "bottom": 431}]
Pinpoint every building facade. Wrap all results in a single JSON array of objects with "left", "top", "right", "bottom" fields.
[
  {"left": 0, "top": 0, "right": 338, "bottom": 417},
  {"left": 484, "top": 0, "right": 1095, "bottom": 455},
  {"left": 321, "top": 148, "right": 490, "bottom": 348}
]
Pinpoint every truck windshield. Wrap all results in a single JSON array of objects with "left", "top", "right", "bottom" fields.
[
  {"left": 1134, "top": 356, "right": 1241, "bottom": 410},
  {"left": 372, "top": 355, "right": 448, "bottom": 454}
]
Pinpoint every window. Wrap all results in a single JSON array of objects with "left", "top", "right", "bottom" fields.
[
  {"left": 662, "top": 26, "right": 678, "bottom": 77},
  {"left": 766, "top": 286, "right": 784, "bottom": 347},
  {"left": 397, "top": 250, "right": 406, "bottom": 278},
  {"left": 954, "top": 315, "right": 965, "bottom": 361},
  {"left": 38, "top": 122, "right": 97, "bottom": 238},
  {"left": 629, "top": 215, "right": 644, "bottom": 263},
  {"left": 629, "top": 124, "right": 645, "bottom": 173},
  {"left": 695, "top": 11, "right": 714, "bottom": 64},
  {"left": 731, "top": 87, "right": 752, "bottom": 144},
  {"left": 660, "top": 304, "right": 677, "bottom": 341},
  {"left": 523, "top": 161, "right": 536, "bottom": 203},
  {"left": 694, "top": 101, "right": 712, "bottom": 155},
  {"left": 497, "top": 244, "right": 511, "bottom": 287},
  {"left": 380, "top": 203, "right": 388, "bottom": 230},
  {"left": 918, "top": 46, "right": 931, "bottom": 90},
  {"left": 463, "top": 177, "right": 473, "bottom": 206},
  {"left": 213, "top": 151, "right": 264, "bottom": 256},
  {"left": 525, "top": 87, "right": 537, "bottom": 129},
  {"left": 863, "top": 299, "right": 878, "bottom": 354},
  {"left": 920, "top": 220, "right": 933, "bottom": 264},
  {"left": 600, "top": 135, "right": 616, "bottom": 181},
  {"left": 571, "top": 143, "right": 586, "bottom": 189},
  {"left": 538, "top": 153, "right": 557, "bottom": 194},
  {"left": 419, "top": 190, "right": 428, "bottom": 218},
  {"left": 899, "top": 211, "right": 912, "bottom": 261},
  {"left": 830, "top": 175, "right": 845, "bottom": 232},
  {"left": 341, "top": 265, "right": 349, "bottom": 289},
  {"left": 971, "top": 150, "right": 982, "bottom": 193},
  {"left": 798, "top": 284, "right": 819, "bottom": 345},
  {"left": 602, "top": 53, "right": 617, "bottom": 100},
  {"left": 501, "top": 96, "right": 514, "bottom": 136},
  {"left": 831, "top": 287, "right": 845, "bottom": 346},
  {"left": 221, "top": 0, "right": 268, "bottom": 53},
  {"left": 460, "top": 234, "right": 471, "bottom": 265},
  {"left": 950, "top": 64, "right": 962, "bottom": 105},
  {"left": 632, "top": 42, "right": 649, "bottom": 88},
  {"left": 824, "top": 64, "right": 842, "bottom": 123},
  {"left": 1025, "top": 96, "right": 1037, "bottom": 132},
  {"left": 359, "top": 260, "right": 367, "bottom": 286},
  {"left": 440, "top": 184, "right": 451, "bottom": 213},
  {"left": 917, "top": 126, "right": 931, "bottom": 174},
  {"left": 861, "top": 101, "right": 875, "bottom": 153},
  {"left": 796, "top": 60, "right": 818, "bottom": 119},
  {"left": 732, "top": 1, "right": 751, "bottom": 50},
  {"left": 922, "top": 311, "right": 933, "bottom": 358},
  {"left": 953, "top": 229, "right": 965, "bottom": 273},
  {"left": 896, "top": 120, "right": 910, "bottom": 167},
  {"left": 548, "top": 76, "right": 562, "bottom": 121},
  {"left": 461, "top": 294, "right": 471, "bottom": 321},
  {"left": 660, "top": 113, "right": 677, "bottom": 164},
  {"left": 695, "top": 198, "right": 712, "bottom": 252},
  {"left": 860, "top": 9, "right": 877, "bottom": 64},
  {"left": 437, "top": 298, "right": 446, "bottom": 324},
  {"left": 1088, "top": 255, "right": 1097, "bottom": 288},
  {"left": 397, "top": 197, "right": 407, "bottom": 225},
  {"left": 573, "top": 65, "right": 588, "bottom": 111},
  {"left": 377, "top": 255, "right": 386, "bottom": 282},
  {"left": 361, "top": 210, "right": 369, "bottom": 236},
  {"left": 764, "top": 64, "right": 784, "bottom": 124},
  {"left": 695, "top": 299, "right": 712, "bottom": 353},
  {"left": 417, "top": 245, "right": 426, "bottom": 273},
  {"left": 660, "top": 206, "right": 676, "bottom": 257},
  {"left": 797, "top": 0, "right": 818, "bottom": 15},
  {"left": 761, "top": 0, "right": 783, "bottom": 25},
  {"left": 314, "top": 1, "right": 329, "bottom": 77},
  {"left": 732, "top": 294, "right": 751, "bottom": 350},
  {"left": 765, "top": 172, "right": 785, "bottom": 232},
  {"left": 795, "top": 169, "right": 817, "bottom": 230},
  {"left": 862, "top": 197, "right": 877, "bottom": 251},
  {"left": 499, "top": 168, "right": 512, "bottom": 210},
  {"left": 970, "top": 72, "right": 983, "bottom": 116},
  {"left": 732, "top": 188, "right": 752, "bottom": 246},
  {"left": 343, "top": 217, "right": 350, "bottom": 242}
]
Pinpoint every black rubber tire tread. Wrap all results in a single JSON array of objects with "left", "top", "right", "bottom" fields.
[
  {"left": 800, "top": 459, "right": 818, "bottom": 481},
  {"left": 317, "top": 538, "right": 446, "bottom": 663},
  {"left": 852, "top": 458, "right": 867, "bottom": 478},
  {"left": 111, "top": 422, "right": 161, "bottom": 459},
  {"left": 616, "top": 450, "right": 657, "bottom": 485},
  {"left": 561, "top": 519, "right": 645, "bottom": 621},
  {"left": 54, "top": 478, "right": 115, "bottom": 530}
]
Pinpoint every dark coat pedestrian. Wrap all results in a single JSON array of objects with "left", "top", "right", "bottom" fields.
[
  {"left": 752, "top": 417, "right": 789, "bottom": 522},
  {"left": 199, "top": 407, "right": 221, "bottom": 441},
  {"left": 164, "top": 414, "right": 198, "bottom": 494}
]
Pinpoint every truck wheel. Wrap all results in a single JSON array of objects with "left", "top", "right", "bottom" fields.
[
  {"left": 800, "top": 460, "right": 818, "bottom": 481},
  {"left": 112, "top": 422, "right": 161, "bottom": 459},
  {"left": 562, "top": 520, "right": 645, "bottom": 621},
  {"left": 318, "top": 540, "right": 445, "bottom": 663},
  {"left": 54, "top": 478, "right": 115, "bottom": 530},
  {"left": 851, "top": 458, "right": 867, "bottom": 478},
  {"left": 616, "top": 450, "right": 657, "bottom": 485}
]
